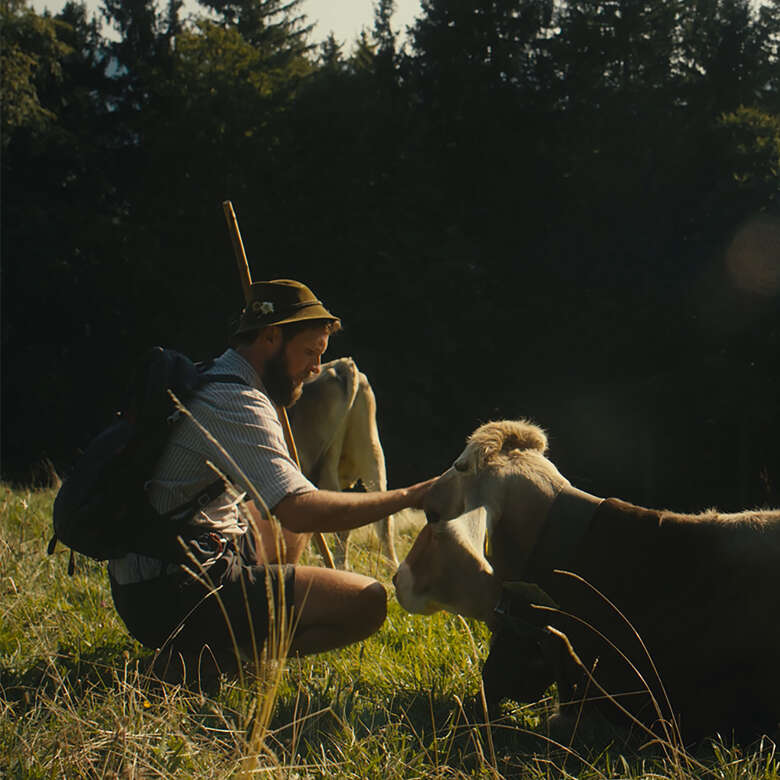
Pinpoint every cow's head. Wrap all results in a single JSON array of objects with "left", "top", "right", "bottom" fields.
[{"left": 393, "top": 420, "right": 569, "bottom": 622}]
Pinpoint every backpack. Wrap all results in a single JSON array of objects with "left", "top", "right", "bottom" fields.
[{"left": 48, "top": 347, "right": 247, "bottom": 573}]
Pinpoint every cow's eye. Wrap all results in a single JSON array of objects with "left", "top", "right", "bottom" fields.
[
  {"left": 426, "top": 510, "right": 440, "bottom": 524},
  {"left": 454, "top": 458, "right": 469, "bottom": 472}
]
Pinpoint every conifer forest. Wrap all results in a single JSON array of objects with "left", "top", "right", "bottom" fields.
[{"left": 2, "top": 0, "right": 779, "bottom": 512}]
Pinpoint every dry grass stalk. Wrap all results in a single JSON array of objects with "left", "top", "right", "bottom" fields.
[
  {"left": 168, "top": 391, "right": 296, "bottom": 774},
  {"left": 533, "top": 567, "right": 711, "bottom": 780}
]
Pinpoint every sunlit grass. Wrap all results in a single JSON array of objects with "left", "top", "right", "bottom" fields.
[{"left": 1, "top": 486, "right": 778, "bottom": 778}]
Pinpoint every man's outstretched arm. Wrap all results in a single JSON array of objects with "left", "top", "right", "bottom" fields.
[{"left": 273, "top": 478, "right": 438, "bottom": 535}]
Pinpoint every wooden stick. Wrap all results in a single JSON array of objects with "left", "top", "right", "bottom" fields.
[
  {"left": 223, "top": 201, "right": 253, "bottom": 303},
  {"left": 221, "top": 200, "right": 336, "bottom": 569},
  {"left": 277, "top": 403, "right": 336, "bottom": 569}
]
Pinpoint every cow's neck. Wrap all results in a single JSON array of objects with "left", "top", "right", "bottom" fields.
[
  {"left": 473, "top": 569, "right": 505, "bottom": 628},
  {"left": 524, "top": 485, "right": 603, "bottom": 580}
]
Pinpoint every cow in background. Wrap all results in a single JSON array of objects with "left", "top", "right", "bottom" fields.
[
  {"left": 394, "top": 419, "right": 780, "bottom": 745},
  {"left": 289, "top": 357, "right": 397, "bottom": 569}
]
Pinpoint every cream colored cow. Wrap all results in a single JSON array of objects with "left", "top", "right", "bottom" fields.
[
  {"left": 289, "top": 357, "right": 397, "bottom": 568},
  {"left": 394, "top": 419, "right": 780, "bottom": 743}
]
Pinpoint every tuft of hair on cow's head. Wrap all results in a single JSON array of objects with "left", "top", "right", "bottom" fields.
[{"left": 466, "top": 419, "right": 548, "bottom": 469}]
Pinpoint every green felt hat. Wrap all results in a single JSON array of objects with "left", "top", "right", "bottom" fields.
[{"left": 234, "top": 279, "right": 339, "bottom": 335}]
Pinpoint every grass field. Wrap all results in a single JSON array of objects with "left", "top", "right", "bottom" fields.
[{"left": 1, "top": 483, "right": 778, "bottom": 779}]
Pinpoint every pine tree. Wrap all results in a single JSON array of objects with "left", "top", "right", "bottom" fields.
[
  {"left": 755, "top": 0, "right": 780, "bottom": 107},
  {"left": 373, "top": 0, "right": 398, "bottom": 77},
  {"left": 197, "top": 0, "right": 313, "bottom": 58},
  {"left": 0, "top": 0, "right": 69, "bottom": 145},
  {"left": 411, "top": 0, "right": 554, "bottom": 99},
  {"left": 680, "top": 0, "right": 765, "bottom": 113},
  {"left": 318, "top": 33, "right": 346, "bottom": 74}
]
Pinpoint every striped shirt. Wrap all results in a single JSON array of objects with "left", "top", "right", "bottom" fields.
[{"left": 108, "top": 349, "right": 316, "bottom": 584}]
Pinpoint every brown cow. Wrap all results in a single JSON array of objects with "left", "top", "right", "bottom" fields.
[
  {"left": 394, "top": 419, "right": 780, "bottom": 744},
  {"left": 289, "top": 357, "right": 397, "bottom": 568}
]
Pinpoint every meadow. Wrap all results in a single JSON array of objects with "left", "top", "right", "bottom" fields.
[{"left": 1, "top": 483, "right": 778, "bottom": 779}]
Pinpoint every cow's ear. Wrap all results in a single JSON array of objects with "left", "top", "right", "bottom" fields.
[
  {"left": 485, "top": 504, "right": 498, "bottom": 545},
  {"left": 453, "top": 448, "right": 475, "bottom": 473},
  {"left": 468, "top": 419, "right": 548, "bottom": 467},
  {"left": 501, "top": 424, "right": 547, "bottom": 454}
]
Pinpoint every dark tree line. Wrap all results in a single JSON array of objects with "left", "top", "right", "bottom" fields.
[{"left": 2, "top": 0, "right": 779, "bottom": 513}]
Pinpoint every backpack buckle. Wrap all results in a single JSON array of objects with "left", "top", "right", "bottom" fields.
[{"left": 209, "top": 532, "right": 226, "bottom": 556}]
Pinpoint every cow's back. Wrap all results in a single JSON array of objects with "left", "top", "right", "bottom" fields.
[
  {"left": 536, "top": 499, "right": 780, "bottom": 742},
  {"left": 289, "top": 357, "right": 358, "bottom": 484},
  {"left": 339, "top": 371, "right": 387, "bottom": 492},
  {"left": 288, "top": 357, "right": 397, "bottom": 566}
]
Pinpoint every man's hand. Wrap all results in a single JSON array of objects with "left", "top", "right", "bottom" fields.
[
  {"left": 404, "top": 476, "right": 439, "bottom": 509},
  {"left": 273, "top": 476, "right": 441, "bottom": 535}
]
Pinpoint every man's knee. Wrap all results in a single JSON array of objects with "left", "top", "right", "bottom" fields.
[
  {"left": 291, "top": 568, "right": 388, "bottom": 645},
  {"left": 361, "top": 580, "right": 387, "bottom": 636}
]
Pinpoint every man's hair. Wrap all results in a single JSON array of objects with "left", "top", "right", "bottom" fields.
[{"left": 229, "top": 317, "right": 341, "bottom": 348}]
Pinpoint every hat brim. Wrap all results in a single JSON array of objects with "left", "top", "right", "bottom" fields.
[
  {"left": 271, "top": 303, "right": 338, "bottom": 327},
  {"left": 234, "top": 301, "right": 338, "bottom": 335}
]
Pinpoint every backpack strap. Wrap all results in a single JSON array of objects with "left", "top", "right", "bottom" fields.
[
  {"left": 143, "top": 372, "right": 249, "bottom": 543},
  {"left": 201, "top": 373, "right": 248, "bottom": 386},
  {"left": 131, "top": 478, "right": 229, "bottom": 562},
  {"left": 165, "top": 372, "right": 250, "bottom": 424},
  {"left": 162, "top": 477, "right": 228, "bottom": 524},
  {"left": 146, "top": 374, "right": 251, "bottom": 557}
]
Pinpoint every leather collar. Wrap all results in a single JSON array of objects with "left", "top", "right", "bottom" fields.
[
  {"left": 524, "top": 485, "right": 603, "bottom": 581},
  {"left": 490, "top": 486, "right": 602, "bottom": 622}
]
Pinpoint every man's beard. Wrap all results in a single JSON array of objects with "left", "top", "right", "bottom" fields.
[{"left": 262, "top": 347, "right": 303, "bottom": 407}]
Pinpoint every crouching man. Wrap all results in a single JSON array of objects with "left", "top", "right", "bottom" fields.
[{"left": 109, "top": 279, "right": 435, "bottom": 664}]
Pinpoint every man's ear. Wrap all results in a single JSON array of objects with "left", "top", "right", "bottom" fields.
[
  {"left": 262, "top": 325, "right": 282, "bottom": 347},
  {"left": 246, "top": 325, "right": 282, "bottom": 360}
]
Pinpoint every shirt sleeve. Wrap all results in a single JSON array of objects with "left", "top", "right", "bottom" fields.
[{"left": 180, "top": 383, "right": 316, "bottom": 511}]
